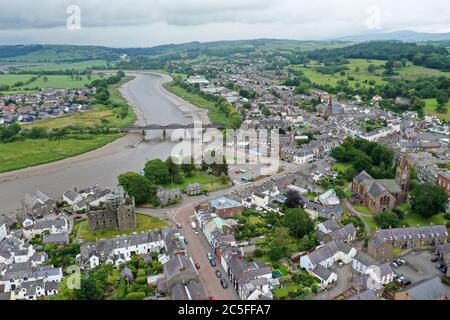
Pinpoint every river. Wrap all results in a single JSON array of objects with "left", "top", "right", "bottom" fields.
[{"left": 0, "top": 73, "right": 206, "bottom": 213}]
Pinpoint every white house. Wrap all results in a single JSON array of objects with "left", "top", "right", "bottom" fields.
[
  {"left": 300, "top": 241, "right": 357, "bottom": 271},
  {"left": 317, "top": 189, "right": 340, "bottom": 206},
  {"left": 311, "top": 264, "right": 338, "bottom": 289},
  {"left": 251, "top": 193, "right": 270, "bottom": 209}
]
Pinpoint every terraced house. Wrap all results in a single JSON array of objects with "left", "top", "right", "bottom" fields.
[{"left": 368, "top": 225, "right": 448, "bottom": 262}]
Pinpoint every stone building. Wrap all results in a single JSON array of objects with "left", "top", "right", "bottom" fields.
[
  {"left": 86, "top": 187, "right": 136, "bottom": 231},
  {"left": 350, "top": 155, "right": 411, "bottom": 213},
  {"left": 368, "top": 225, "right": 448, "bottom": 262}
]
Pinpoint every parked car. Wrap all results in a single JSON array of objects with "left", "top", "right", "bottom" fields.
[
  {"left": 440, "top": 266, "right": 448, "bottom": 274},
  {"left": 391, "top": 262, "right": 400, "bottom": 268},
  {"left": 396, "top": 259, "right": 407, "bottom": 266},
  {"left": 184, "top": 238, "right": 189, "bottom": 245},
  {"left": 210, "top": 259, "right": 217, "bottom": 267},
  {"left": 403, "top": 280, "right": 412, "bottom": 286},
  {"left": 176, "top": 223, "right": 183, "bottom": 229},
  {"left": 220, "top": 278, "right": 229, "bottom": 289},
  {"left": 436, "top": 263, "right": 445, "bottom": 270},
  {"left": 195, "top": 231, "right": 199, "bottom": 235},
  {"left": 215, "top": 270, "right": 222, "bottom": 278},
  {"left": 207, "top": 252, "right": 213, "bottom": 260}
]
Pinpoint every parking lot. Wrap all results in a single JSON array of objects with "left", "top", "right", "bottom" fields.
[
  {"left": 393, "top": 250, "right": 449, "bottom": 294},
  {"left": 314, "top": 263, "right": 354, "bottom": 300}
]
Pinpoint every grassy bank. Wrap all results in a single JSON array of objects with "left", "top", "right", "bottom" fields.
[
  {"left": 163, "top": 82, "right": 232, "bottom": 126},
  {"left": 163, "top": 172, "right": 229, "bottom": 192},
  {"left": 78, "top": 214, "right": 168, "bottom": 242},
  {"left": 0, "top": 133, "right": 124, "bottom": 173}
]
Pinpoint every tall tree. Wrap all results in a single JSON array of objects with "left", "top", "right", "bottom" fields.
[
  {"left": 410, "top": 184, "right": 449, "bottom": 218},
  {"left": 144, "top": 159, "right": 170, "bottom": 185}
]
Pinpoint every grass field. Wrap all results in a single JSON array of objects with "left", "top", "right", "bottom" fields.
[
  {"left": 163, "top": 172, "right": 229, "bottom": 192},
  {"left": 289, "top": 59, "right": 388, "bottom": 88},
  {"left": 78, "top": 214, "right": 168, "bottom": 242},
  {"left": 332, "top": 162, "right": 353, "bottom": 173},
  {"left": 397, "top": 63, "right": 450, "bottom": 80},
  {"left": 0, "top": 74, "right": 38, "bottom": 87},
  {"left": 0, "top": 133, "right": 123, "bottom": 173},
  {"left": 16, "top": 60, "right": 108, "bottom": 72},
  {"left": 21, "top": 74, "right": 103, "bottom": 89},
  {"left": 423, "top": 99, "right": 450, "bottom": 121}
]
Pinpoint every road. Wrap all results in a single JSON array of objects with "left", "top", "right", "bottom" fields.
[{"left": 174, "top": 205, "right": 239, "bottom": 300}]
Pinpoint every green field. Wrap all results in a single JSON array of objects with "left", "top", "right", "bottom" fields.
[
  {"left": 21, "top": 74, "right": 103, "bottom": 89},
  {"left": 0, "top": 133, "right": 123, "bottom": 173},
  {"left": 401, "top": 212, "right": 447, "bottom": 227},
  {"left": 289, "top": 59, "right": 388, "bottom": 88},
  {"left": 397, "top": 63, "right": 450, "bottom": 80},
  {"left": 163, "top": 172, "right": 229, "bottom": 192},
  {"left": 16, "top": 60, "right": 108, "bottom": 72},
  {"left": 78, "top": 214, "right": 168, "bottom": 242},
  {"left": 0, "top": 74, "right": 38, "bottom": 87},
  {"left": 423, "top": 99, "right": 450, "bottom": 121}
]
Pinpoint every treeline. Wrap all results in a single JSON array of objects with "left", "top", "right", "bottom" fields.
[
  {"left": 0, "top": 123, "right": 117, "bottom": 143},
  {"left": 307, "top": 41, "right": 450, "bottom": 71},
  {"left": 331, "top": 137, "right": 395, "bottom": 180},
  {"left": 173, "top": 78, "right": 242, "bottom": 129}
]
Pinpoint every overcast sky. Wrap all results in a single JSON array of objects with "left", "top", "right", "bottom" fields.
[{"left": 0, "top": 0, "right": 449, "bottom": 47}]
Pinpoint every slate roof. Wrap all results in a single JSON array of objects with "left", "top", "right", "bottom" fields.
[
  {"left": 347, "top": 289, "right": 378, "bottom": 300},
  {"left": 353, "top": 251, "right": 377, "bottom": 267},
  {"left": 311, "top": 264, "right": 334, "bottom": 281},
  {"left": 371, "top": 225, "right": 448, "bottom": 247},
  {"left": 401, "top": 277, "right": 448, "bottom": 300},
  {"left": 163, "top": 255, "right": 196, "bottom": 282}
]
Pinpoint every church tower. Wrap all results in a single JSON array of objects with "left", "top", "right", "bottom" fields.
[{"left": 395, "top": 154, "right": 411, "bottom": 204}]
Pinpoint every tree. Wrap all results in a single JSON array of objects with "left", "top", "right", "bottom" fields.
[
  {"left": 165, "top": 157, "right": 179, "bottom": 183},
  {"left": 211, "top": 156, "right": 229, "bottom": 177},
  {"left": 286, "top": 190, "right": 301, "bottom": 208},
  {"left": 75, "top": 276, "right": 104, "bottom": 300},
  {"left": 144, "top": 159, "right": 170, "bottom": 185},
  {"left": 181, "top": 157, "right": 196, "bottom": 178},
  {"left": 118, "top": 172, "right": 156, "bottom": 205},
  {"left": 410, "top": 184, "right": 449, "bottom": 218},
  {"left": 374, "top": 212, "right": 401, "bottom": 229},
  {"left": 283, "top": 208, "right": 314, "bottom": 239}
]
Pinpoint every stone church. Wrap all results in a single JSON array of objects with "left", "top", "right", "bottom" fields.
[
  {"left": 87, "top": 187, "right": 136, "bottom": 231},
  {"left": 350, "top": 155, "right": 411, "bottom": 213}
]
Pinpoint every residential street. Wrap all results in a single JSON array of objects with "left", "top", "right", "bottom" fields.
[{"left": 174, "top": 205, "right": 239, "bottom": 300}]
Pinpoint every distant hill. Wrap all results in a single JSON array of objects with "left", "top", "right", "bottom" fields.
[{"left": 339, "top": 30, "right": 450, "bottom": 42}]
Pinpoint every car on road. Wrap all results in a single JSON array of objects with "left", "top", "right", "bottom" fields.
[
  {"left": 176, "top": 223, "right": 183, "bottom": 229},
  {"left": 391, "top": 262, "right": 400, "bottom": 268},
  {"left": 195, "top": 262, "right": 201, "bottom": 270},
  {"left": 207, "top": 252, "right": 213, "bottom": 260},
  {"left": 191, "top": 221, "right": 197, "bottom": 229},
  {"left": 220, "top": 278, "right": 229, "bottom": 289},
  {"left": 210, "top": 259, "right": 217, "bottom": 267},
  {"left": 395, "top": 259, "right": 407, "bottom": 266},
  {"left": 195, "top": 231, "right": 199, "bottom": 235},
  {"left": 215, "top": 270, "right": 222, "bottom": 278}
]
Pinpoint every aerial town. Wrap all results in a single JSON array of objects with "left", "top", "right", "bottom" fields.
[{"left": 0, "top": 0, "right": 450, "bottom": 305}]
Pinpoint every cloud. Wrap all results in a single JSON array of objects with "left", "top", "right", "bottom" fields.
[{"left": 0, "top": 0, "right": 449, "bottom": 46}]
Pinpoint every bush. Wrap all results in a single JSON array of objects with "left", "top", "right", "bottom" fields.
[
  {"left": 442, "top": 277, "right": 450, "bottom": 286},
  {"left": 123, "top": 292, "right": 146, "bottom": 300},
  {"left": 444, "top": 213, "right": 450, "bottom": 221}
]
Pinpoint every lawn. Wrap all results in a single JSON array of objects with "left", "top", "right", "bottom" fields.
[
  {"left": 78, "top": 214, "right": 168, "bottom": 242},
  {"left": 273, "top": 282, "right": 301, "bottom": 300},
  {"left": 0, "top": 133, "right": 123, "bottom": 173},
  {"left": 332, "top": 162, "right": 353, "bottom": 173},
  {"left": 354, "top": 205, "right": 375, "bottom": 216},
  {"left": 0, "top": 74, "right": 38, "bottom": 87},
  {"left": 423, "top": 99, "right": 450, "bottom": 121},
  {"left": 401, "top": 212, "right": 447, "bottom": 227},
  {"left": 163, "top": 172, "right": 229, "bottom": 192},
  {"left": 360, "top": 214, "right": 378, "bottom": 232}
]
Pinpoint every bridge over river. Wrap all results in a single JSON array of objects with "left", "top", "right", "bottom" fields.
[{"left": 122, "top": 123, "right": 225, "bottom": 140}]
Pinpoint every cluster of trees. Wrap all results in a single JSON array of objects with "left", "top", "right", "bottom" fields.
[
  {"left": 331, "top": 137, "right": 395, "bottom": 180},
  {"left": 410, "top": 184, "right": 449, "bottom": 218},
  {"left": 43, "top": 243, "right": 80, "bottom": 269},
  {"left": 118, "top": 156, "right": 229, "bottom": 206},
  {"left": 88, "top": 71, "right": 125, "bottom": 104},
  {"left": 172, "top": 78, "right": 242, "bottom": 129}
]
